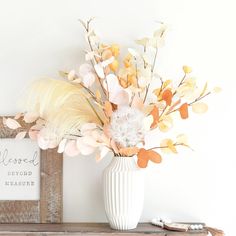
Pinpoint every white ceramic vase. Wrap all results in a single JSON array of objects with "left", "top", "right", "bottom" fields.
[{"left": 103, "top": 156, "right": 144, "bottom": 230}]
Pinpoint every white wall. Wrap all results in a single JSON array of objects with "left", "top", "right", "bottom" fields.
[{"left": 0, "top": 0, "right": 235, "bottom": 234}]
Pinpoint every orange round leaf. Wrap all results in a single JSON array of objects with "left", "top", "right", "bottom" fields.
[
  {"left": 137, "top": 148, "right": 162, "bottom": 168},
  {"left": 137, "top": 148, "right": 149, "bottom": 168},
  {"left": 150, "top": 106, "right": 159, "bottom": 128},
  {"left": 162, "top": 89, "right": 173, "bottom": 106},
  {"left": 147, "top": 150, "right": 162, "bottom": 163},
  {"left": 179, "top": 103, "right": 189, "bottom": 119}
]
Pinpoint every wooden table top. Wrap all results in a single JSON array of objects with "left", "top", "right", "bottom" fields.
[{"left": 0, "top": 223, "right": 208, "bottom": 235}]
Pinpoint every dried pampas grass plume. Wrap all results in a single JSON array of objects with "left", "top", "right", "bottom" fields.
[{"left": 22, "top": 78, "right": 104, "bottom": 140}]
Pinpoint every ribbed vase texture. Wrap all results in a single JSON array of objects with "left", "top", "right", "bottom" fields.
[{"left": 103, "top": 156, "right": 144, "bottom": 230}]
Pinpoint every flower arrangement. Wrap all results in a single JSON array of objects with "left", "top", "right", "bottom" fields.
[{"left": 3, "top": 18, "right": 220, "bottom": 168}]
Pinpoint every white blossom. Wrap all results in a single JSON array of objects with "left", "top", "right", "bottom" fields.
[{"left": 109, "top": 106, "right": 146, "bottom": 148}]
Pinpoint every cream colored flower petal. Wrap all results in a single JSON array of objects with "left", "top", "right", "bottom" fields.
[
  {"left": 192, "top": 102, "right": 208, "bottom": 114},
  {"left": 160, "top": 139, "right": 172, "bottom": 154},
  {"left": 128, "top": 48, "right": 139, "bottom": 57},
  {"left": 65, "top": 140, "right": 80, "bottom": 157},
  {"left": 89, "top": 35, "right": 100, "bottom": 46},
  {"left": 82, "top": 135, "right": 100, "bottom": 147},
  {"left": 153, "top": 24, "right": 167, "bottom": 38},
  {"left": 183, "top": 65, "right": 192, "bottom": 74},
  {"left": 96, "top": 145, "right": 110, "bottom": 162},
  {"left": 167, "top": 139, "right": 178, "bottom": 154},
  {"left": 100, "top": 146, "right": 110, "bottom": 159},
  {"left": 29, "top": 128, "right": 39, "bottom": 140},
  {"left": 94, "top": 63, "right": 105, "bottom": 79},
  {"left": 138, "top": 76, "right": 150, "bottom": 88},
  {"left": 37, "top": 135, "right": 49, "bottom": 150},
  {"left": 5, "top": 118, "right": 21, "bottom": 130},
  {"left": 147, "top": 37, "right": 158, "bottom": 48},
  {"left": 85, "top": 51, "right": 96, "bottom": 61},
  {"left": 79, "top": 63, "right": 93, "bottom": 77},
  {"left": 184, "top": 88, "right": 201, "bottom": 101},
  {"left": 58, "top": 138, "right": 67, "bottom": 153},
  {"left": 91, "top": 130, "right": 100, "bottom": 140},
  {"left": 184, "top": 78, "right": 196, "bottom": 87},
  {"left": 101, "top": 56, "right": 114, "bottom": 67},
  {"left": 14, "top": 113, "right": 23, "bottom": 120},
  {"left": 82, "top": 72, "right": 96, "bottom": 87},
  {"left": 163, "top": 80, "right": 172, "bottom": 89},
  {"left": 213, "top": 86, "right": 222, "bottom": 93},
  {"left": 48, "top": 139, "right": 58, "bottom": 149},
  {"left": 68, "top": 70, "right": 76, "bottom": 81},
  {"left": 80, "top": 123, "right": 97, "bottom": 135},
  {"left": 131, "top": 95, "right": 144, "bottom": 111},
  {"left": 23, "top": 112, "right": 39, "bottom": 123},
  {"left": 176, "top": 134, "right": 188, "bottom": 145},
  {"left": 110, "top": 90, "right": 129, "bottom": 105},
  {"left": 135, "top": 37, "right": 149, "bottom": 47},
  {"left": 158, "top": 116, "right": 173, "bottom": 132},
  {"left": 160, "top": 138, "right": 177, "bottom": 154},
  {"left": 76, "top": 138, "right": 95, "bottom": 155},
  {"left": 105, "top": 74, "right": 120, "bottom": 92},
  {"left": 15, "top": 131, "right": 27, "bottom": 140}
]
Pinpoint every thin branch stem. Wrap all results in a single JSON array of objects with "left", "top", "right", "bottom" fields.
[
  {"left": 148, "top": 143, "right": 184, "bottom": 150},
  {"left": 159, "top": 73, "right": 187, "bottom": 120},
  {"left": 79, "top": 19, "right": 107, "bottom": 97},
  {"left": 166, "top": 91, "right": 212, "bottom": 116},
  {"left": 159, "top": 105, "right": 168, "bottom": 121},
  {"left": 129, "top": 93, "right": 136, "bottom": 106},
  {"left": 189, "top": 91, "right": 211, "bottom": 106},
  {"left": 143, "top": 47, "right": 158, "bottom": 103},
  {"left": 134, "top": 57, "right": 141, "bottom": 98},
  {"left": 79, "top": 82, "right": 102, "bottom": 105},
  {"left": 173, "top": 73, "right": 186, "bottom": 96}
]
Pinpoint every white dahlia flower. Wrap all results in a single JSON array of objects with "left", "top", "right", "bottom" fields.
[{"left": 109, "top": 106, "right": 145, "bottom": 148}]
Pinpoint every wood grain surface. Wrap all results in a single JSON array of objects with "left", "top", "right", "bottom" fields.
[{"left": 0, "top": 223, "right": 208, "bottom": 236}]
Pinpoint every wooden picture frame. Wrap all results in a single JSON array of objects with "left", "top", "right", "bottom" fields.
[{"left": 0, "top": 116, "right": 63, "bottom": 223}]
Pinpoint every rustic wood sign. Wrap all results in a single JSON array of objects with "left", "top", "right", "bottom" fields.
[
  {"left": 0, "top": 138, "right": 40, "bottom": 201},
  {"left": 0, "top": 116, "right": 63, "bottom": 223}
]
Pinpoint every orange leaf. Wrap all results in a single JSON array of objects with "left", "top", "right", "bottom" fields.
[
  {"left": 104, "top": 101, "right": 113, "bottom": 117},
  {"left": 137, "top": 148, "right": 149, "bottom": 168},
  {"left": 150, "top": 106, "right": 159, "bottom": 128},
  {"left": 119, "top": 147, "right": 139, "bottom": 156},
  {"left": 162, "top": 89, "right": 173, "bottom": 106},
  {"left": 179, "top": 103, "right": 189, "bottom": 119},
  {"left": 137, "top": 148, "right": 162, "bottom": 168},
  {"left": 109, "top": 60, "right": 119, "bottom": 72},
  {"left": 147, "top": 150, "right": 162, "bottom": 163}
]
